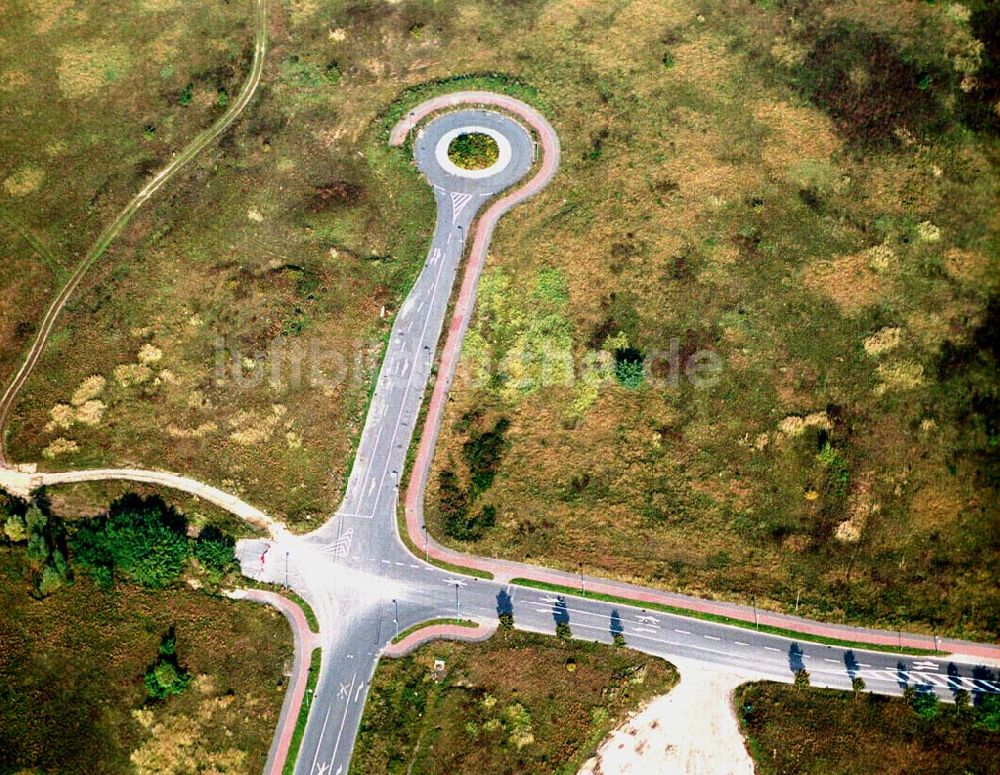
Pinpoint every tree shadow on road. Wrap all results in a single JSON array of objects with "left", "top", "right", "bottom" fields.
[
  {"left": 609, "top": 609, "right": 624, "bottom": 644},
  {"left": 496, "top": 588, "right": 513, "bottom": 618},
  {"left": 844, "top": 650, "right": 860, "bottom": 681},
  {"left": 896, "top": 660, "right": 909, "bottom": 691},
  {"left": 788, "top": 643, "right": 805, "bottom": 674},
  {"left": 553, "top": 597, "right": 569, "bottom": 626}
]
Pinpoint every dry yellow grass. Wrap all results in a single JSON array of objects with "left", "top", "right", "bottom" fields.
[
  {"left": 802, "top": 251, "right": 889, "bottom": 311},
  {"left": 71, "top": 375, "right": 107, "bottom": 406},
  {"left": 57, "top": 40, "right": 130, "bottom": 99},
  {"left": 3, "top": 166, "right": 44, "bottom": 196},
  {"left": 862, "top": 327, "right": 902, "bottom": 356}
]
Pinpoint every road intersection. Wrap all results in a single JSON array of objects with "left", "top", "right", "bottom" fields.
[
  {"left": 0, "top": 86, "right": 997, "bottom": 775},
  {"left": 232, "top": 97, "right": 1000, "bottom": 775}
]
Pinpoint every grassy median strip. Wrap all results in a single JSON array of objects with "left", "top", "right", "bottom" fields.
[
  {"left": 510, "top": 578, "right": 939, "bottom": 657},
  {"left": 282, "top": 648, "right": 322, "bottom": 775},
  {"left": 284, "top": 591, "right": 319, "bottom": 633},
  {"left": 391, "top": 618, "right": 479, "bottom": 645}
]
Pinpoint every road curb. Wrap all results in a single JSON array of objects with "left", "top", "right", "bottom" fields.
[
  {"left": 382, "top": 620, "right": 497, "bottom": 658},
  {"left": 229, "top": 588, "right": 318, "bottom": 775}
]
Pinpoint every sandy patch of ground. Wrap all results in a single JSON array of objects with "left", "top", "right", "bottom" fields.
[{"left": 579, "top": 659, "right": 754, "bottom": 775}]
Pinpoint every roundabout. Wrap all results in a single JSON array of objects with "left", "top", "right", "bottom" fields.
[{"left": 1, "top": 89, "right": 998, "bottom": 775}]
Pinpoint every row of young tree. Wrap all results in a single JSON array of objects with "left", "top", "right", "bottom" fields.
[{"left": 1, "top": 492, "right": 238, "bottom": 596}]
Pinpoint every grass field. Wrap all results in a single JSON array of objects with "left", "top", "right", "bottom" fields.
[
  {"left": 2, "top": 0, "right": 997, "bottom": 636},
  {"left": 418, "top": 0, "right": 1000, "bottom": 640},
  {"left": 0, "top": 548, "right": 292, "bottom": 774},
  {"left": 736, "top": 682, "right": 1000, "bottom": 774},
  {"left": 0, "top": 0, "right": 253, "bottom": 384},
  {"left": 351, "top": 629, "right": 677, "bottom": 774}
]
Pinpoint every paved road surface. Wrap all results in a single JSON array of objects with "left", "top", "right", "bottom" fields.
[
  {"left": 232, "top": 99, "right": 1000, "bottom": 775},
  {"left": 1, "top": 87, "right": 997, "bottom": 775}
]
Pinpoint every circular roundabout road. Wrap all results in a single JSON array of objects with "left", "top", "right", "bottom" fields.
[{"left": 414, "top": 108, "right": 534, "bottom": 196}]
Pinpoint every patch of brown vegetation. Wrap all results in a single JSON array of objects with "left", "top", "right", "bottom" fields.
[
  {"left": 754, "top": 100, "right": 842, "bottom": 170},
  {"left": 802, "top": 251, "right": 888, "bottom": 311},
  {"left": 310, "top": 180, "right": 367, "bottom": 211}
]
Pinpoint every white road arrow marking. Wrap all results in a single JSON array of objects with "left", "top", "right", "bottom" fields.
[{"left": 443, "top": 577, "right": 467, "bottom": 587}]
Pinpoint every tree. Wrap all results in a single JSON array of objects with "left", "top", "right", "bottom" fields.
[
  {"left": 144, "top": 627, "right": 190, "bottom": 700},
  {"left": 851, "top": 676, "right": 866, "bottom": 694},
  {"left": 555, "top": 621, "right": 572, "bottom": 640},
  {"left": 72, "top": 498, "right": 189, "bottom": 588},
  {"left": 37, "top": 564, "right": 65, "bottom": 597},
  {"left": 25, "top": 507, "right": 49, "bottom": 565},
  {"left": 954, "top": 689, "right": 971, "bottom": 716},
  {"left": 911, "top": 689, "right": 940, "bottom": 720},
  {"left": 3, "top": 513, "right": 27, "bottom": 543},
  {"left": 194, "top": 525, "right": 236, "bottom": 579},
  {"left": 794, "top": 668, "right": 811, "bottom": 688},
  {"left": 976, "top": 692, "right": 1000, "bottom": 732},
  {"left": 144, "top": 660, "right": 190, "bottom": 700}
]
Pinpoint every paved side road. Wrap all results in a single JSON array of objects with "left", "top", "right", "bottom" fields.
[
  {"left": 2, "top": 90, "right": 999, "bottom": 775},
  {"left": 227, "top": 589, "right": 319, "bottom": 775}
]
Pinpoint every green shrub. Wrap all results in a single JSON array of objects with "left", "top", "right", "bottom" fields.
[
  {"left": 555, "top": 621, "right": 572, "bottom": 640},
  {"left": 613, "top": 347, "right": 645, "bottom": 388},
  {"left": 71, "top": 496, "right": 189, "bottom": 588},
  {"left": 194, "top": 525, "right": 236, "bottom": 579},
  {"left": 447, "top": 132, "right": 499, "bottom": 170},
  {"left": 462, "top": 418, "right": 510, "bottom": 497},
  {"left": 144, "top": 628, "right": 191, "bottom": 700}
]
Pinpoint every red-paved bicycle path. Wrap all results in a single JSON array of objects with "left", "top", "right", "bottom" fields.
[
  {"left": 395, "top": 92, "right": 1000, "bottom": 663},
  {"left": 234, "top": 589, "right": 319, "bottom": 775}
]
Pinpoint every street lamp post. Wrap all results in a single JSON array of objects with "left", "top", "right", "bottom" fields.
[
  {"left": 578, "top": 563, "right": 585, "bottom": 596},
  {"left": 423, "top": 524, "right": 429, "bottom": 563},
  {"left": 393, "top": 598, "right": 399, "bottom": 642},
  {"left": 455, "top": 583, "right": 461, "bottom": 619}
]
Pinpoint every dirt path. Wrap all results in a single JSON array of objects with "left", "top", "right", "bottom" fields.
[
  {"left": 0, "top": 0, "right": 269, "bottom": 463},
  {"left": 579, "top": 658, "right": 755, "bottom": 775}
]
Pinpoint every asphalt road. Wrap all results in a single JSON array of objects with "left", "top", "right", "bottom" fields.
[{"left": 233, "top": 104, "right": 1000, "bottom": 775}]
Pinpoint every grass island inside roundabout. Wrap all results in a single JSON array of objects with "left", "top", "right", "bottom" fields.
[{"left": 446, "top": 131, "right": 500, "bottom": 170}]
